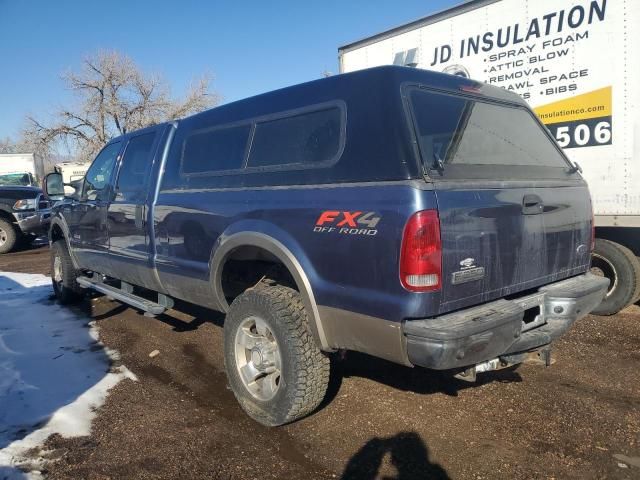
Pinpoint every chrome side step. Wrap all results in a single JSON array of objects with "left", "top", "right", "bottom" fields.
[{"left": 77, "top": 276, "right": 167, "bottom": 316}]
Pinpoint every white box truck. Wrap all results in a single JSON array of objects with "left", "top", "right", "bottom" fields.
[
  {"left": 0, "top": 153, "right": 42, "bottom": 186},
  {"left": 53, "top": 161, "right": 90, "bottom": 195},
  {"left": 54, "top": 162, "right": 90, "bottom": 184},
  {"left": 339, "top": 0, "right": 640, "bottom": 315}
]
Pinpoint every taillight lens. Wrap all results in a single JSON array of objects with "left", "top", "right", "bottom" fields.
[{"left": 400, "top": 210, "right": 442, "bottom": 292}]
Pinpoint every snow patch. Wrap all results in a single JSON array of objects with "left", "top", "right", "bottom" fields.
[{"left": 0, "top": 272, "right": 136, "bottom": 478}]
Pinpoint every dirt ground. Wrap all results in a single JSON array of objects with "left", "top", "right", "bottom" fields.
[{"left": 2, "top": 245, "right": 639, "bottom": 479}]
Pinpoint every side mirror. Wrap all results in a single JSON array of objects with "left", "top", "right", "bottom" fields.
[{"left": 43, "top": 172, "right": 75, "bottom": 201}]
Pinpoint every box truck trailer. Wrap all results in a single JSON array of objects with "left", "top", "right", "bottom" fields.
[
  {"left": 54, "top": 162, "right": 90, "bottom": 184},
  {"left": 0, "top": 153, "right": 43, "bottom": 186},
  {"left": 338, "top": 0, "right": 640, "bottom": 315}
]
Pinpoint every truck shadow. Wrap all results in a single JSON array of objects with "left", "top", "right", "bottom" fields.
[
  {"left": 155, "top": 300, "right": 225, "bottom": 332},
  {"left": 86, "top": 297, "right": 224, "bottom": 331},
  {"left": 326, "top": 351, "right": 522, "bottom": 402},
  {"left": 9, "top": 237, "right": 49, "bottom": 253},
  {"left": 341, "top": 431, "right": 450, "bottom": 480},
  {"left": 86, "top": 298, "right": 520, "bottom": 404}
]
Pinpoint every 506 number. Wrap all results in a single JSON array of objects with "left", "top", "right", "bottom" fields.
[{"left": 550, "top": 117, "right": 612, "bottom": 149}]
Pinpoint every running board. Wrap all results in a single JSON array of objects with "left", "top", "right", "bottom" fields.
[{"left": 76, "top": 276, "right": 167, "bottom": 316}]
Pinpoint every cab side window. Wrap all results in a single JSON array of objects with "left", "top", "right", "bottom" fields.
[
  {"left": 82, "top": 142, "right": 121, "bottom": 201},
  {"left": 115, "top": 133, "right": 156, "bottom": 202}
]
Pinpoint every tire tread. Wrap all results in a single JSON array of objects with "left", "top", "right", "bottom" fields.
[
  {"left": 592, "top": 239, "right": 640, "bottom": 315},
  {"left": 51, "top": 240, "right": 83, "bottom": 304},
  {"left": 225, "top": 285, "right": 330, "bottom": 426}
]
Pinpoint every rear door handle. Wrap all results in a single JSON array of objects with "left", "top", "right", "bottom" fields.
[{"left": 522, "top": 194, "right": 544, "bottom": 215}]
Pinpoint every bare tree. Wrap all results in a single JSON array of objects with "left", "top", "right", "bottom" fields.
[
  {"left": 0, "top": 135, "right": 43, "bottom": 158},
  {"left": 0, "top": 137, "right": 17, "bottom": 154},
  {"left": 25, "top": 50, "right": 219, "bottom": 160}
]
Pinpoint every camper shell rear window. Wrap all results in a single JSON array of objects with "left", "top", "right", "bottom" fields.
[{"left": 405, "top": 86, "right": 575, "bottom": 180}]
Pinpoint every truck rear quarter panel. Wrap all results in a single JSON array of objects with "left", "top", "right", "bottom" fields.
[{"left": 153, "top": 182, "right": 439, "bottom": 327}]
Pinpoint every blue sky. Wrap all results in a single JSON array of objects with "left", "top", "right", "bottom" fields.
[{"left": 0, "top": 0, "right": 458, "bottom": 139}]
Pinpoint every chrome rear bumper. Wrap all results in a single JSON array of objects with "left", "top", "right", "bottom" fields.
[{"left": 403, "top": 273, "right": 609, "bottom": 370}]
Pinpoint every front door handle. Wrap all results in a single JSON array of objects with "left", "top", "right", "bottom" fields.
[{"left": 522, "top": 194, "right": 544, "bottom": 215}]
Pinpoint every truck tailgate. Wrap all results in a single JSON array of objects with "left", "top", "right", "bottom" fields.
[{"left": 435, "top": 183, "right": 592, "bottom": 314}]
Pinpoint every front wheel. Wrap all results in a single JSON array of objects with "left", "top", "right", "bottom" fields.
[
  {"left": 590, "top": 239, "right": 640, "bottom": 315},
  {"left": 224, "top": 285, "right": 330, "bottom": 426},
  {"left": 51, "top": 240, "right": 83, "bottom": 304},
  {"left": 0, "top": 218, "right": 18, "bottom": 254}
]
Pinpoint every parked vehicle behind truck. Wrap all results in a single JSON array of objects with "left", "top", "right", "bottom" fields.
[
  {"left": 0, "top": 186, "right": 50, "bottom": 253},
  {"left": 54, "top": 161, "right": 90, "bottom": 184},
  {"left": 44, "top": 67, "right": 608, "bottom": 426},
  {"left": 0, "top": 153, "right": 43, "bottom": 187},
  {"left": 338, "top": 0, "right": 640, "bottom": 315},
  {"left": 0, "top": 154, "right": 51, "bottom": 252}
]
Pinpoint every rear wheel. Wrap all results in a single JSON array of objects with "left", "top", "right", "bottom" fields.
[
  {"left": 224, "top": 285, "right": 330, "bottom": 426},
  {"left": 51, "top": 240, "right": 83, "bottom": 304},
  {"left": 0, "top": 218, "right": 18, "bottom": 254},
  {"left": 590, "top": 239, "right": 640, "bottom": 315}
]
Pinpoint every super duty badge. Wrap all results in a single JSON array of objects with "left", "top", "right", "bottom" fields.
[{"left": 452, "top": 257, "right": 485, "bottom": 285}]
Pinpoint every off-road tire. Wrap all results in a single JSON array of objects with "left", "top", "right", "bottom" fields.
[
  {"left": 591, "top": 239, "right": 640, "bottom": 315},
  {"left": 51, "top": 239, "right": 83, "bottom": 304},
  {"left": 224, "top": 285, "right": 330, "bottom": 426},
  {"left": 0, "top": 218, "right": 18, "bottom": 254}
]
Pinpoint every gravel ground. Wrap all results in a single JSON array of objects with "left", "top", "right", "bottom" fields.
[{"left": 2, "top": 245, "right": 639, "bottom": 479}]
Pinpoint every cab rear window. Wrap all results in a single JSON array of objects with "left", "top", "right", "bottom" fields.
[{"left": 408, "top": 88, "right": 573, "bottom": 179}]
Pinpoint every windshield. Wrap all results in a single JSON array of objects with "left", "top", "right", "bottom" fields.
[
  {"left": 409, "top": 88, "right": 573, "bottom": 179},
  {"left": 0, "top": 173, "right": 33, "bottom": 186}
]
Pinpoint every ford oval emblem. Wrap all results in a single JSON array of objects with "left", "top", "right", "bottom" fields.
[{"left": 460, "top": 257, "right": 475, "bottom": 268}]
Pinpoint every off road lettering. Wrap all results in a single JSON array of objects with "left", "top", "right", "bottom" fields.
[{"left": 314, "top": 211, "right": 382, "bottom": 236}]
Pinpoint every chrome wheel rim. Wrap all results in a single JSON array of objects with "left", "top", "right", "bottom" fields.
[
  {"left": 591, "top": 253, "right": 617, "bottom": 298},
  {"left": 0, "top": 227, "right": 6, "bottom": 246},
  {"left": 234, "top": 316, "right": 282, "bottom": 401},
  {"left": 53, "top": 254, "right": 63, "bottom": 288}
]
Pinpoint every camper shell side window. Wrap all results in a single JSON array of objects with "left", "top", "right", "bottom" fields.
[{"left": 176, "top": 101, "right": 346, "bottom": 182}]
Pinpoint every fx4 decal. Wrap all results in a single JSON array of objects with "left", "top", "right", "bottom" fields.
[{"left": 313, "top": 211, "right": 381, "bottom": 236}]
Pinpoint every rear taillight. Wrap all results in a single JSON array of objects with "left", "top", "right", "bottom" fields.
[{"left": 400, "top": 210, "right": 442, "bottom": 292}]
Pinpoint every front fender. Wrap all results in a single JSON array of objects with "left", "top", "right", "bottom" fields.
[
  {"left": 209, "top": 220, "right": 332, "bottom": 351},
  {"left": 0, "top": 204, "right": 16, "bottom": 221},
  {"left": 49, "top": 215, "right": 80, "bottom": 270}
]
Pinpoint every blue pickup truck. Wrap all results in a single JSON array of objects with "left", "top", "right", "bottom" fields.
[{"left": 43, "top": 66, "right": 609, "bottom": 426}]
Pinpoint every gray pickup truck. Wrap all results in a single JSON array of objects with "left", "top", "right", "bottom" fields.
[{"left": 0, "top": 186, "right": 50, "bottom": 253}]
